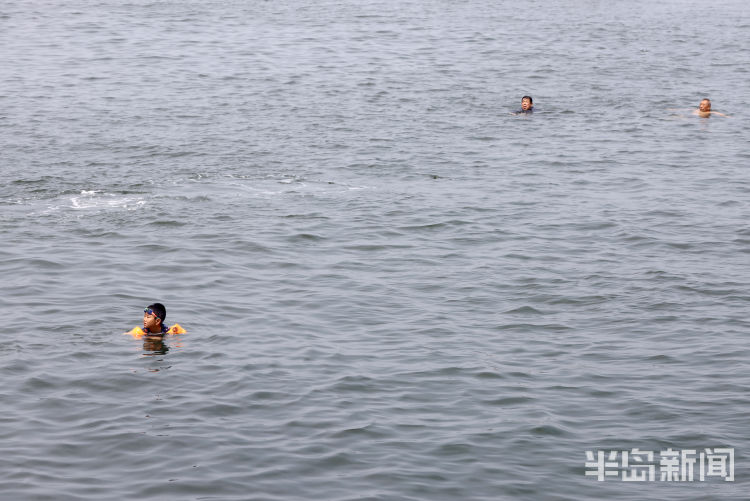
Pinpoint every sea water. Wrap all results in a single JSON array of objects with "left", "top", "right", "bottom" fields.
[{"left": 1, "top": 0, "right": 749, "bottom": 499}]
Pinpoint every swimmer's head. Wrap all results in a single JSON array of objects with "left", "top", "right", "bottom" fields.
[
  {"left": 699, "top": 99, "right": 711, "bottom": 112},
  {"left": 145, "top": 303, "right": 166, "bottom": 321},
  {"left": 521, "top": 96, "right": 533, "bottom": 111},
  {"left": 144, "top": 303, "right": 166, "bottom": 331}
]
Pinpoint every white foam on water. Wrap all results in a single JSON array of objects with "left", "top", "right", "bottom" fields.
[{"left": 69, "top": 191, "right": 146, "bottom": 211}]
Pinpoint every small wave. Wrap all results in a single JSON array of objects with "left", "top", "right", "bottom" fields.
[
  {"left": 503, "top": 305, "right": 544, "bottom": 315},
  {"left": 68, "top": 191, "right": 146, "bottom": 211}
]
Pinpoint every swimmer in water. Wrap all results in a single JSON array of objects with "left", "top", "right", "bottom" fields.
[
  {"left": 693, "top": 98, "right": 729, "bottom": 117},
  {"left": 125, "top": 303, "right": 186, "bottom": 339},
  {"left": 143, "top": 303, "right": 169, "bottom": 337},
  {"left": 513, "top": 95, "right": 534, "bottom": 115}
]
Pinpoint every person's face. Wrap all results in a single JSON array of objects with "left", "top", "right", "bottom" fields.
[
  {"left": 521, "top": 98, "right": 532, "bottom": 110},
  {"left": 143, "top": 310, "right": 161, "bottom": 331},
  {"left": 699, "top": 100, "right": 711, "bottom": 112}
]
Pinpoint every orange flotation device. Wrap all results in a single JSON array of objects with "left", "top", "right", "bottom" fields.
[{"left": 125, "top": 323, "right": 187, "bottom": 339}]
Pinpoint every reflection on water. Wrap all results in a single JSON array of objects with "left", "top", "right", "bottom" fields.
[{"left": 142, "top": 336, "right": 169, "bottom": 356}]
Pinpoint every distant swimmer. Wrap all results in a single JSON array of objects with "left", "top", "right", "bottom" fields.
[
  {"left": 125, "top": 302, "right": 186, "bottom": 339},
  {"left": 693, "top": 98, "right": 729, "bottom": 117},
  {"left": 513, "top": 95, "right": 534, "bottom": 115}
]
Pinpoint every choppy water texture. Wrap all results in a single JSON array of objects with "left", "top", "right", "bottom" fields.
[{"left": 2, "top": 0, "right": 749, "bottom": 499}]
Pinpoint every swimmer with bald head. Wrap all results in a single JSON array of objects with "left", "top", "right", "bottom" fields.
[{"left": 693, "top": 98, "right": 728, "bottom": 117}]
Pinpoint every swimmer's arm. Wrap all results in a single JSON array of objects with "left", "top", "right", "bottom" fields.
[{"left": 168, "top": 323, "right": 187, "bottom": 334}]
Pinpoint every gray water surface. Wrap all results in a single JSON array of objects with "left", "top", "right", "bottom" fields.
[{"left": 2, "top": 0, "right": 749, "bottom": 499}]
